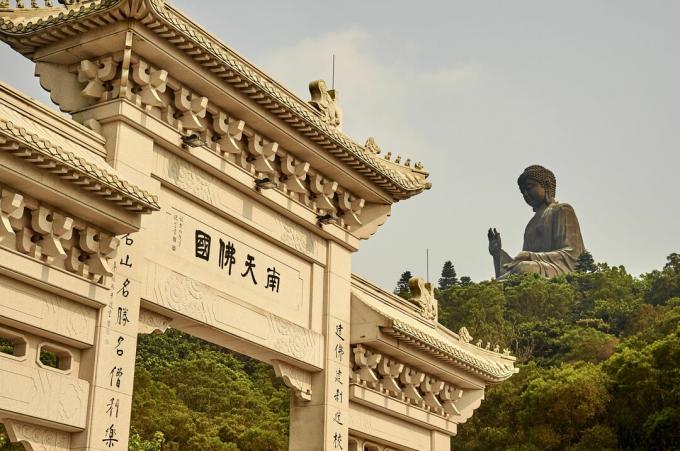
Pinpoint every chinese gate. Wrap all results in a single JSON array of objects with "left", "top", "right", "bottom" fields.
[{"left": 0, "top": 1, "right": 516, "bottom": 450}]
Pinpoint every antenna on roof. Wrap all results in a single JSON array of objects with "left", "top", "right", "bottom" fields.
[
  {"left": 426, "top": 248, "right": 430, "bottom": 284},
  {"left": 332, "top": 54, "right": 336, "bottom": 90}
]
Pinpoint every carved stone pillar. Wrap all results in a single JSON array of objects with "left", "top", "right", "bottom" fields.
[{"left": 289, "top": 242, "right": 351, "bottom": 450}]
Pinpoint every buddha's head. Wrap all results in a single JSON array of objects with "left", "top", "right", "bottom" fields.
[{"left": 517, "top": 165, "right": 556, "bottom": 210}]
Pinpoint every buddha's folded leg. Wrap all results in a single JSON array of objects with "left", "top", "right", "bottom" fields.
[{"left": 498, "top": 260, "right": 542, "bottom": 279}]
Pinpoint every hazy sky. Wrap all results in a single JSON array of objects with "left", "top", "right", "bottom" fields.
[{"left": 2, "top": 1, "right": 678, "bottom": 289}]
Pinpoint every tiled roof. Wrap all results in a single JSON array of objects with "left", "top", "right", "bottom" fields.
[{"left": 0, "top": 0, "right": 431, "bottom": 201}]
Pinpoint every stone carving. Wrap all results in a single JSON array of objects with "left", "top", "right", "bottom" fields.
[
  {"left": 156, "top": 269, "right": 208, "bottom": 323},
  {"left": 0, "top": 0, "right": 431, "bottom": 200},
  {"left": 382, "top": 320, "right": 516, "bottom": 381},
  {"left": 309, "top": 174, "right": 337, "bottom": 213},
  {"left": 458, "top": 327, "right": 472, "bottom": 343},
  {"left": 488, "top": 165, "right": 585, "bottom": 279},
  {"left": 174, "top": 87, "right": 208, "bottom": 131},
  {"left": 280, "top": 156, "right": 310, "bottom": 193},
  {"left": 0, "top": 359, "right": 89, "bottom": 428},
  {"left": 131, "top": 59, "right": 168, "bottom": 108},
  {"left": 274, "top": 214, "right": 317, "bottom": 256},
  {"left": 212, "top": 112, "right": 245, "bottom": 155},
  {"left": 408, "top": 277, "right": 437, "bottom": 321},
  {"left": 30, "top": 206, "right": 74, "bottom": 258},
  {"left": 365, "top": 137, "right": 382, "bottom": 154},
  {"left": 266, "top": 313, "right": 322, "bottom": 365},
  {"left": 167, "top": 155, "right": 215, "bottom": 204},
  {"left": 0, "top": 117, "right": 159, "bottom": 212},
  {"left": 150, "top": 265, "right": 322, "bottom": 367},
  {"left": 0, "top": 188, "right": 24, "bottom": 243},
  {"left": 78, "top": 227, "right": 119, "bottom": 277},
  {"left": 49, "top": 296, "right": 94, "bottom": 344},
  {"left": 138, "top": 308, "right": 172, "bottom": 335},
  {"left": 3, "top": 420, "right": 70, "bottom": 451},
  {"left": 351, "top": 345, "right": 465, "bottom": 418},
  {"left": 272, "top": 360, "right": 312, "bottom": 401},
  {"left": 0, "top": 277, "right": 95, "bottom": 344},
  {"left": 0, "top": 185, "right": 121, "bottom": 281},
  {"left": 54, "top": 52, "right": 384, "bottom": 232},
  {"left": 338, "top": 192, "right": 365, "bottom": 228},
  {"left": 246, "top": 133, "right": 278, "bottom": 174},
  {"left": 77, "top": 57, "right": 118, "bottom": 102},
  {"left": 308, "top": 80, "right": 342, "bottom": 129}
]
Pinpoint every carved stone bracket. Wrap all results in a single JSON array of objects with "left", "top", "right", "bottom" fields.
[
  {"left": 34, "top": 53, "right": 389, "bottom": 234},
  {"left": 131, "top": 60, "right": 168, "bottom": 108},
  {"left": 0, "top": 188, "right": 24, "bottom": 243},
  {"left": 3, "top": 419, "right": 70, "bottom": 451},
  {"left": 0, "top": 184, "right": 120, "bottom": 282},
  {"left": 174, "top": 87, "right": 208, "bottom": 131},
  {"left": 272, "top": 360, "right": 312, "bottom": 401},
  {"left": 281, "top": 156, "right": 310, "bottom": 194},
  {"left": 138, "top": 308, "right": 172, "bottom": 335},
  {"left": 351, "top": 344, "right": 474, "bottom": 419},
  {"left": 246, "top": 133, "right": 278, "bottom": 175},
  {"left": 338, "top": 192, "right": 365, "bottom": 228},
  {"left": 77, "top": 57, "right": 118, "bottom": 102}
]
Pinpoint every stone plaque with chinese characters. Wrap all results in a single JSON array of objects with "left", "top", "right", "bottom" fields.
[{"left": 148, "top": 205, "right": 313, "bottom": 328}]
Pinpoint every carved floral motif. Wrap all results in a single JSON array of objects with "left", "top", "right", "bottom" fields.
[
  {"left": 272, "top": 360, "right": 312, "bottom": 401},
  {"left": 3, "top": 420, "right": 70, "bottom": 451}
]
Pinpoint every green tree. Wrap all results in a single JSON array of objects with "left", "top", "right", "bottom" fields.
[
  {"left": 438, "top": 260, "right": 458, "bottom": 290},
  {"left": 441, "top": 253, "right": 680, "bottom": 450},
  {"left": 575, "top": 250, "right": 597, "bottom": 273},
  {"left": 394, "top": 270, "right": 412, "bottom": 299}
]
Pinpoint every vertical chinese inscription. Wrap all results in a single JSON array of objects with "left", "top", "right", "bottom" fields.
[
  {"left": 331, "top": 321, "right": 346, "bottom": 449},
  {"left": 97, "top": 233, "right": 137, "bottom": 448}
]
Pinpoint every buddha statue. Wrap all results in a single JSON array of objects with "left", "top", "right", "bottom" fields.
[{"left": 488, "top": 165, "right": 585, "bottom": 279}]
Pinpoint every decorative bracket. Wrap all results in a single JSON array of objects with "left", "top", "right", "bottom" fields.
[
  {"left": 310, "top": 174, "right": 337, "bottom": 213},
  {"left": 132, "top": 60, "right": 168, "bottom": 107},
  {"left": 247, "top": 133, "right": 278, "bottom": 174},
  {"left": 3, "top": 419, "right": 70, "bottom": 451},
  {"left": 77, "top": 57, "right": 118, "bottom": 101},
  {"left": 272, "top": 360, "right": 312, "bottom": 402},
  {"left": 212, "top": 112, "right": 245, "bottom": 155},
  {"left": 338, "top": 192, "right": 364, "bottom": 228},
  {"left": 138, "top": 308, "right": 172, "bottom": 335},
  {"left": 281, "top": 156, "right": 310, "bottom": 193},
  {"left": 174, "top": 88, "right": 208, "bottom": 131},
  {"left": 0, "top": 189, "right": 24, "bottom": 243},
  {"left": 78, "top": 227, "right": 119, "bottom": 277}
]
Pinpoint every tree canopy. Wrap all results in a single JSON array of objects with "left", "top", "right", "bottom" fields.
[
  {"left": 437, "top": 252, "right": 680, "bottom": 450},
  {"left": 394, "top": 270, "right": 413, "bottom": 299},
  {"left": 439, "top": 260, "right": 458, "bottom": 290}
]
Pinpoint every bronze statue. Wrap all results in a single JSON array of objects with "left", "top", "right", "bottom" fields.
[{"left": 488, "top": 165, "right": 585, "bottom": 279}]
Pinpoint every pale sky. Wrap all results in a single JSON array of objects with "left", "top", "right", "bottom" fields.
[{"left": 2, "top": 1, "right": 678, "bottom": 290}]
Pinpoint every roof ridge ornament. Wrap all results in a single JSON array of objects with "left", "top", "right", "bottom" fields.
[
  {"left": 408, "top": 276, "right": 437, "bottom": 322},
  {"left": 0, "top": 0, "right": 87, "bottom": 8},
  {"left": 308, "top": 79, "right": 342, "bottom": 130}
]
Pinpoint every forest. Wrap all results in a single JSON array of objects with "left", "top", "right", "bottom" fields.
[{"left": 1, "top": 252, "right": 679, "bottom": 450}]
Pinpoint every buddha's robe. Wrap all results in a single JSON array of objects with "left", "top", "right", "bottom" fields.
[{"left": 505, "top": 202, "right": 585, "bottom": 278}]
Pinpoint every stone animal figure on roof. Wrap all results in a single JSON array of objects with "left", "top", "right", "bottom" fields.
[
  {"left": 308, "top": 79, "right": 342, "bottom": 130},
  {"left": 488, "top": 165, "right": 585, "bottom": 279}
]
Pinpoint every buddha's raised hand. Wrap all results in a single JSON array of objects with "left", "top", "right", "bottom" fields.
[{"left": 487, "top": 228, "right": 502, "bottom": 256}]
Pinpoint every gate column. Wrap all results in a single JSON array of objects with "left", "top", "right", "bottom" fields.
[{"left": 290, "top": 242, "right": 352, "bottom": 451}]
